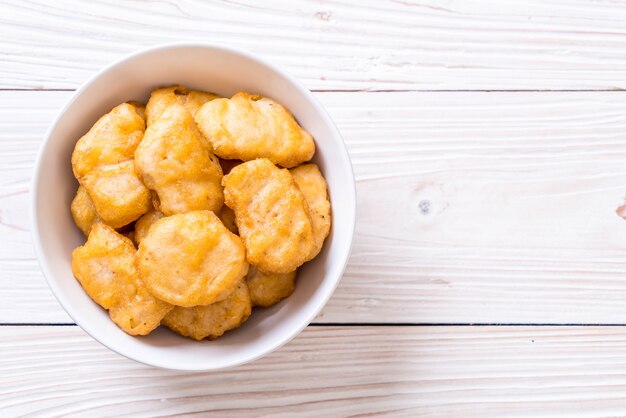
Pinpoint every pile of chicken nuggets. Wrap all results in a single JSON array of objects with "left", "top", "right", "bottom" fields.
[{"left": 70, "top": 86, "right": 331, "bottom": 340}]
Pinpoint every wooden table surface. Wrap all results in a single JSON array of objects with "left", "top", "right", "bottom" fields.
[{"left": 3, "top": 1, "right": 626, "bottom": 416}]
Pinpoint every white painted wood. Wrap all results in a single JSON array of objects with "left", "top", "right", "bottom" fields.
[
  {"left": 3, "top": 90, "right": 626, "bottom": 324},
  {"left": 2, "top": 0, "right": 626, "bottom": 91},
  {"left": 4, "top": 326, "right": 626, "bottom": 417},
  {"left": 4, "top": 1, "right": 626, "bottom": 412}
]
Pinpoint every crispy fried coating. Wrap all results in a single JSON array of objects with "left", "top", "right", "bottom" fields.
[
  {"left": 112, "top": 284, "right": 172, "bottom": 336},
  {"left": 81, "top": 161, "right": 152, "bottom": 229},
  {"left": 71, "top": 102, "right": 146, "bottom": 179},
  {"left": 71, "top": 224, "right": 133, "bottom": 309},
  {"left": 137, "top": 211, "right": 249, "bottom": 307},
  {"left": 246, "top": 266, "right": 296, "bottom": 307},
  {"left": 163, "top": 281, "right": 252, "bottom": 341},
  {"left": 71, "top": 224, "right": 172, "bottom": 335},
  {"left": 218, "top": 205, "right": 238, "bottom": 235},
  {"left": 134, "top": 210, "right": 164, "bottom": 245},
  {"left": 69, "top": 90, "right": 329, "bottom": 339},
  {"left": 135, "top": 100, "right": 224, "bottom": 216},
  {"left": 128, "top": 101, "right": 146, "bottom": 122},
  {"left": 71, "top": 103, "right": 150, "bottom": 227},
  {"left": 70, "top": 185, "right": 101, "bottom": 236},
  {"left": 195, "top": 92, "right": 315, "bottom": 168},
  {"left": 290, "top": 164, "right": 331, "bottom": 261},
  {"left": 223, "top": 159, "right": 314, "bottom": 273},
  {"left": 181, "top": 90, "right": 221, "bottom": 118},
  {"left": 145, "top": 86, "right": 219, "bottom": 126}
]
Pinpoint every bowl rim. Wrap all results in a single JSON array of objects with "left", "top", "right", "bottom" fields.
[{"left": 30, "top": 42, "right": 357, "bottom": 371}]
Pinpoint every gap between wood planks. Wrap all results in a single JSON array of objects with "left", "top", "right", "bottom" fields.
[
  {"left": 1, "top": 88, "right": 626, "bottom": 93},
  {"left": 5, "top": 323, "right": 626, "bottom": 327}
]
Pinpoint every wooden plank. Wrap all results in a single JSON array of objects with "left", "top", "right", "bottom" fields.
[
  {"left": 326, "top": 90, "right": 626, "bottom": 324},
  {"left": 2, "top": 0, "right": 626, "bottom": 91},
  {"left": 4, "top": 91, "right": 626, "bottom": 324},
  {"left": 4, "top": 325, "right": 626, "bottom": 417}
]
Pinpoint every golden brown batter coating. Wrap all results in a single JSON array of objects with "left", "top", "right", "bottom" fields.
[
  {"left": 163, "top": 281, "right": 252, "bottom": 341},
  {"left": 246, "top": 267, "right": 296, "bottom": 308},
  {"left": 137, "top": 211, "right": 249, "bottom": 307},
  {"left": 136, "top": 98, "right": 223, "bottom": 216},
  {"left": 71, "top": 102, "right": 151, "bottom": 227},
  {"left": 71, "top": 224, "right": 172, "bottom": 335},
  {"left": 70, "top": 185, "right": 101, "bottom": 236},
  {"left": 71, "top": 102, "right": 146, "bottom": 179},
  {"left": 68, "top": 89, "right": 334, "bottom": 341},
  {"left": 195, "top": 92, "right": 315, "bottom": 168},
  {"left": 290, "top": 163, "right": 332, "bottom": 261},
  {"left": 223, "top": 158, "right": 314, "bottom": 273},
  {"left": 81, "top": 161, "right": 152, "bottom": 229},
  {"left": 134, "top": 210, "right": 164, "bottom": 245},
  {"left": 145, "top": 86, "right": 219, "bottom": 126}
]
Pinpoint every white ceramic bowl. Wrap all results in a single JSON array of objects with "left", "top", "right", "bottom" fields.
[{"left": 31, "top": 43, "right": 356, "bottom": 371}]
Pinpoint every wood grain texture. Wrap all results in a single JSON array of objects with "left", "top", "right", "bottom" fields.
[
  {"left": 3, "top": 0, "right": 626, "bottom": 91},
  {"left": 4, "top": 326, "right": 626, "bottom": 417},
  {"left": 4, "top": 2, "right": 626, "bottom": 413},
  {"left": 3, "top": 90, "right": 626, "bottom": 324}
]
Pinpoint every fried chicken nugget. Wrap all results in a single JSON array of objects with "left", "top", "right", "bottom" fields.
[
  {"left": 71, "top": 224, "right": 172, "bottom": 335},
  {"left": 72, "top": 103, "right": 145, "bottom": 178},
  {"left": 195, "top": 92, "right": 315, "bottom": 168},
  {"left": 163, "top": 281, "right": 252, "bottom": 341},
  {"left": 145, "top": 86, "right": 219, "bottom": 126},
  {"left": 70, "top": 185, "right": 101, "bottom": 236},
  {"left": 135, "top": 101, "right": 224, "bottom": 216},
  {"left": 137, "top": 210, "right": 249, "bottom": 307},
  {"left": 71, "top": 103, "right": 151, "bottom": 228},
  {"left": 290, "top": 164, "right": 332, "bottom": 261},
  {"left": 134, "top": 209, "right": 164, "bottom": 245},
  {"left": 81, "top": 161, "right": 152, "bottom": 229},
  {"left": 246, "top": 266, "right": 296, "bottom": 308},
  {"left": 223, "top": 159, "right": 315, "bottom": 273}
]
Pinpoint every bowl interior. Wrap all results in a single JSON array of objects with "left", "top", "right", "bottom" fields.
[{"left": 32, "top": 45, "right": 355, "bottom": 370}]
